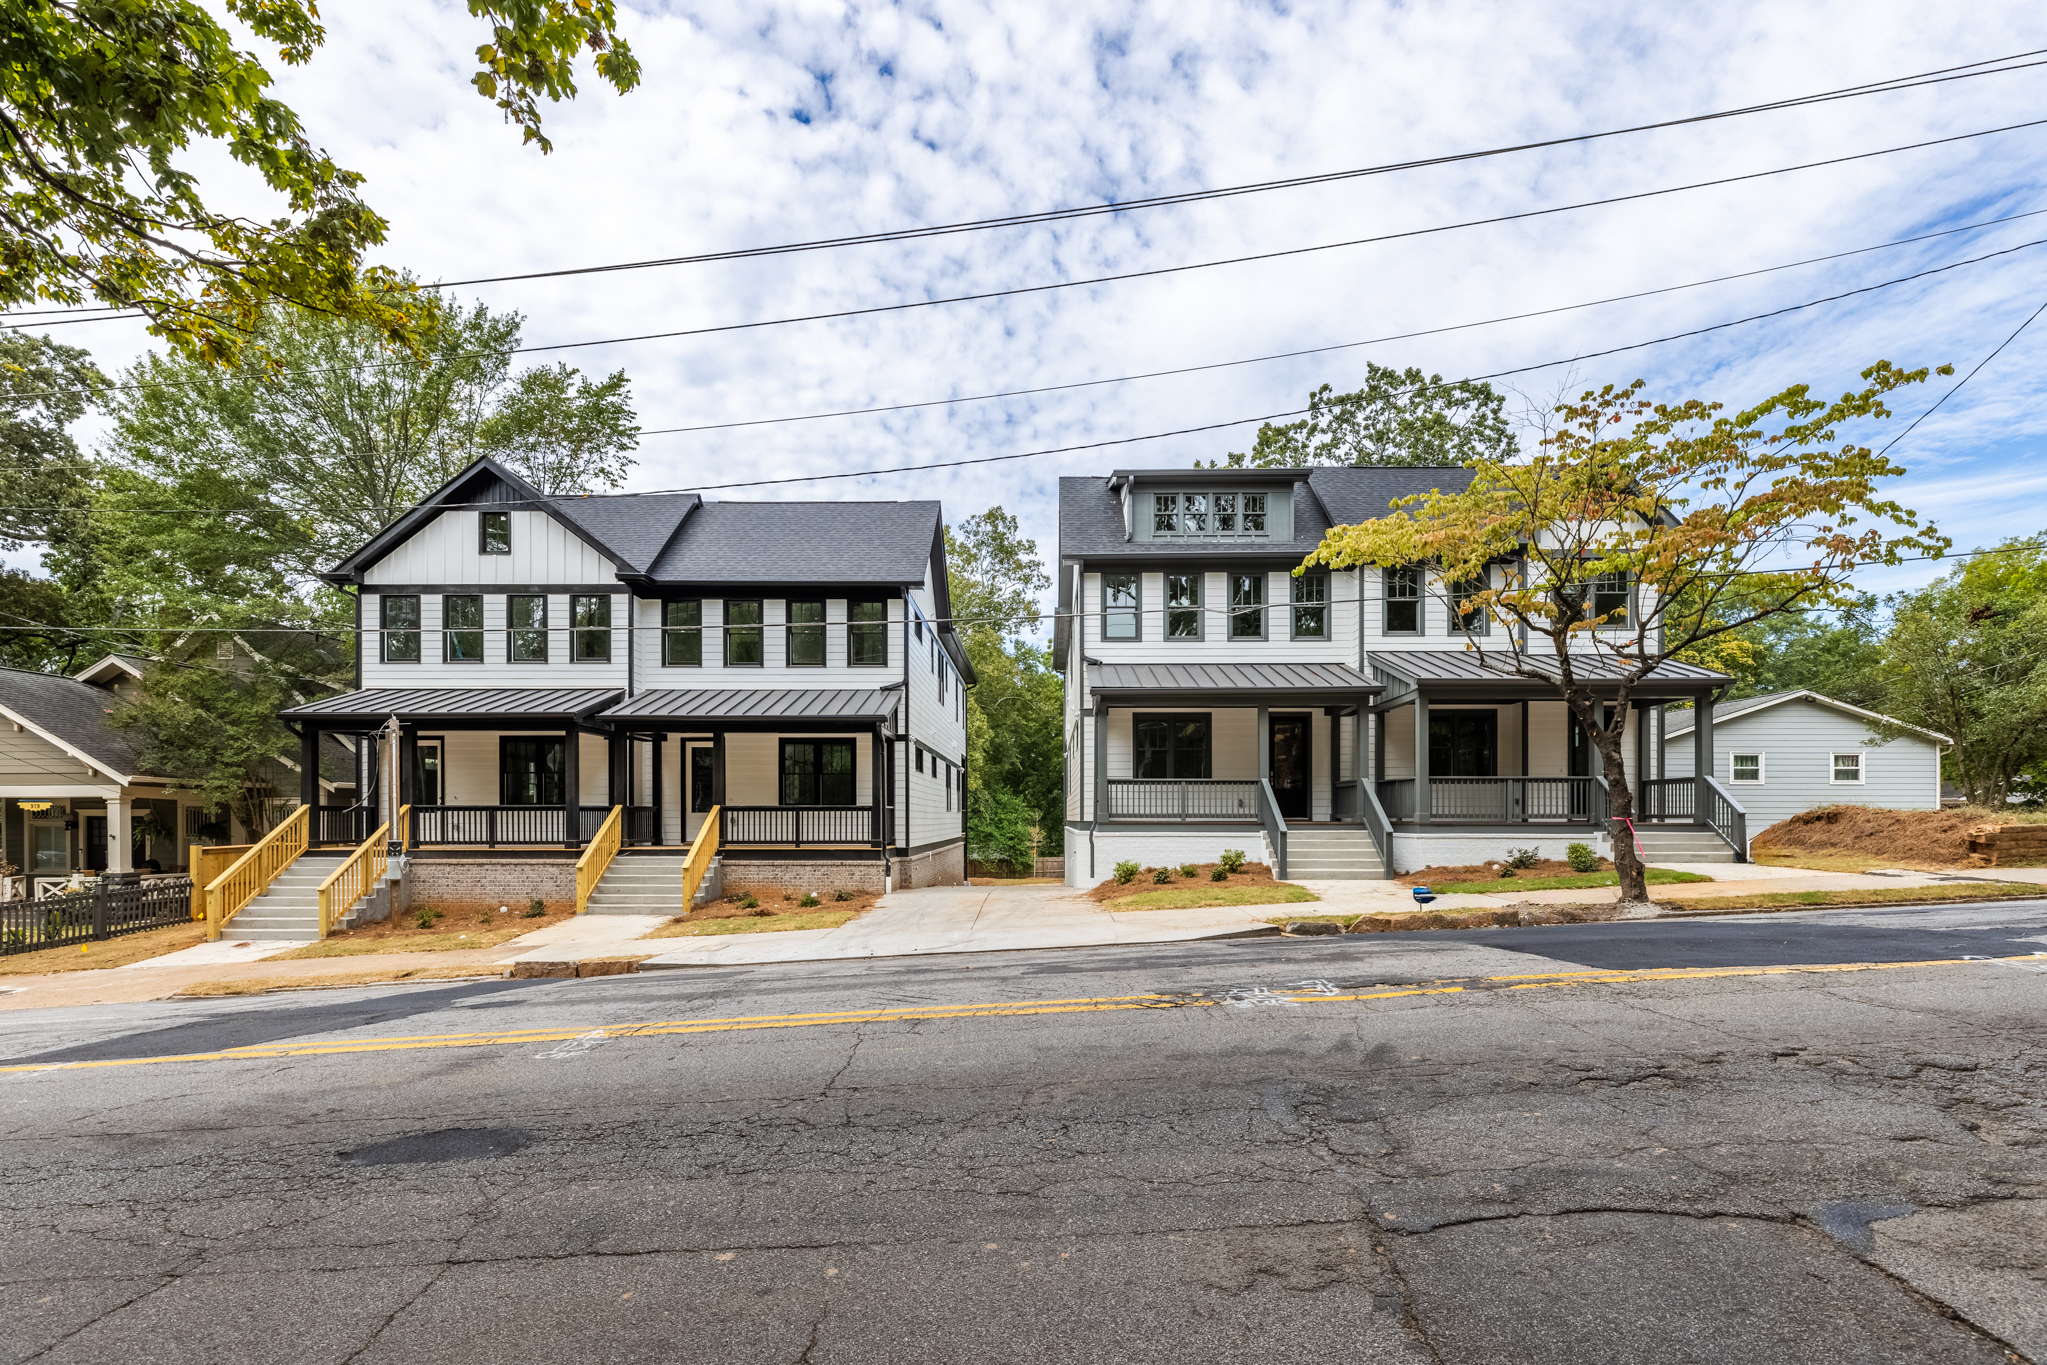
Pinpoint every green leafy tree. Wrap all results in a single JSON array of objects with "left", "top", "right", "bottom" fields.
[
  {"left": 0, "top": 566, "right": 85, "bottom": 670},
  {"left": 1871, "top": 538, "right": 2047, "bottom": 807},
  {"left": 0, "top": 0, "right": 639, "bottom": 364},
  {"left": 1305, "top": 363, "right": 1949, "bottom": 905},
  {"left": 0, "top": 331, "right": 107, "bottom": 550},
  {"left": 1219, "top": 364, "right": 1517, "bottom": 468},
  {"left": 944, "top": 507, "right": 1051, "bottom": 635}
]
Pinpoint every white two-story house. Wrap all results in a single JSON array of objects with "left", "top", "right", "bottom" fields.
[
  {"left": 1056, "top": 467, "right": 1737, "bottom": 884},
  {"left": 281, "top": 456, "right": 971, "bottom": 909}
]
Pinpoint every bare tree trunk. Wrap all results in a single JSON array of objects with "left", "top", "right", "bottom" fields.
[{"left": 1573, "top": 694, "right": 1649, "bottom": 904}]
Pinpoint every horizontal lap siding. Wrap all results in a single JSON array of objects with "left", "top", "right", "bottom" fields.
[
  {"left": 0, "top": 729, "right": 93, "bottom": 782},
  {"left": 1662, "top": 700, "right": 1940, "bottom": 827},
  {"left": 633, "top": 597, "right": 909, "bottom": 688},
  {"left": 1083, "top": 570, "right": 1359, "bottom": 662},
  {"left": 363, "top": 510, "right": 617, "bottom": 585}
]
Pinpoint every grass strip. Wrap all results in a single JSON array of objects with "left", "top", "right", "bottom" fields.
[
  {"left": 1658, "top": 881, "right": 2046, "bottom": 913},
  {"left": 174, "top": 964, "right": 511, "bottom": 997},
  {"left": 1106, "top": 884, "right": 1319, "bottom": 912},
  {"left": 0, "top": 923, "right": 207, "bottom": 975},
  {"left": 1424, "top": 868, "right": 1713, "bottom": 895},
  {"left": 642, "top": 909, "right": 860, "bottom": 939}
]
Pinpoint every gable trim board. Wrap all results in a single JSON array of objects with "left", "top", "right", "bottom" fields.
[{"left": 1664, "top": 689, "right": 1950, "bottom": 745}]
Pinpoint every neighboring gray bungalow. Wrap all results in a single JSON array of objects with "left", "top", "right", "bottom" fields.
[{"left": 1662, "top": 691, "right": 1948, "bottom": 831}]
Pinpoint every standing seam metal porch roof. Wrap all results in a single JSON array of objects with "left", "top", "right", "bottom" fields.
[
  {"left": 279, "top": 687, "right": 623, "bottom": 721},
  {"left": 1088, "top": 662, "right": 1380, "bottom": 693},
  {"left": 1369, "top": 650, "right": 1729, "bottom": 686},
  {"left": 601, "top": 688, "right": 901, "bottom": 723}
]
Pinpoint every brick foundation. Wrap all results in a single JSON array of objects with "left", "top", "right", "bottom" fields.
[
  {"left": 721, "top": 858, "right": 886, "bottom": 895},
  {"left": 398, "top": 857, "right": 577, "bottom": 916}
]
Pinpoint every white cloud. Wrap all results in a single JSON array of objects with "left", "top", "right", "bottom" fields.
[{"left": 27, "top": 0, "right": 2047, "bottom": 609}]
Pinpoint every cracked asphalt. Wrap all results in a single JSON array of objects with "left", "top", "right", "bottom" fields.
[{"left": 5, "top": 899, "right": 2047, "bottom": 1364}]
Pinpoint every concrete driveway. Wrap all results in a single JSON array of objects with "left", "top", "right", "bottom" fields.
[{"left": 639, "top": 883, "right": 1283, "bottom": 968}]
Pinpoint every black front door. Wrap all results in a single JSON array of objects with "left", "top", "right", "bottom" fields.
[
  {"left": 84, "top": 816, "right": 107, "bottom": 871},
  {"left": 1269, "top": 715, "right": 1310, "bottom": 820}
]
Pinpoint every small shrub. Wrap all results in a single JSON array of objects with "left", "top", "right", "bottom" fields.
[
  {"left": 1151, "top": 866, "right": 1172, "bottom": 884},
  {"left": 1219, "top": 848, "right": 1247, "bottom": 873},
  {"left": 412, "top": 907, "right": 443, "bottom": 929},
  {"left": 1565, "top": 842, "right": 1600, "bottom": 874},
  {"left": 799, "top": 892, "right": 820, "bottom": 908},
  {"left": 736, "top": 893, "right": 760, "bottom": 910},
  {"left": 1497, "top": 866, "right": 1517, "bottom": 879},
  {"left": 522, "top": 901, "right": 546, "bottom": 918},
  {"left": 1113, "top": 860, "right": 1141, "bottom": 885},
  {"left": 833, "top": 889, "right": 853, "bottom": 902},
  {"left": 1177, "top": 863, "right": 1199, "bottom": 878},
  {"left": 1210, "top": 866, "right": 1227, "bottom": 882},
  {"left": 1504, "top": 847, "right": 1541, "bottom": 870}
]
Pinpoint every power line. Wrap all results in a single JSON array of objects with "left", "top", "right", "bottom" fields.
[
  {"left": 1876, "top": 294, "right": 2047, "bottom": 455},
  {"left": 640, "top": 205, "right": 2047, "bottom": 436}
]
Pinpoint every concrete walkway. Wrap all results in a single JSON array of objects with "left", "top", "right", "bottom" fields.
[{"left": 638, "top": 884, "right": 1282, "bottom": 968}]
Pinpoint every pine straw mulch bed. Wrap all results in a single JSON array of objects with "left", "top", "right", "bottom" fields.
[
  {"left": 1397, "top": 857, "right": 1609, "bottom": 887},
  {"left": 1087, "top": 862, "right": 1288, "bottom": 904},
  {"left": 267, "top": 901, "right": 582, "bottom": 959},
  {"left": 642, "top": 885, "right": 883, "bottom": 939},
  {"left": 1750, "top": 804, "right": 2047, "bottom": 868}
]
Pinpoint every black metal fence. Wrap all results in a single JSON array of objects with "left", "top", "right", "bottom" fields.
[{"left": 1, "top": 876, "right": 195, "bottom": 957}]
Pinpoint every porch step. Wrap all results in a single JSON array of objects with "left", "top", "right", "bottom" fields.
[
  {"left": 1632, "top": 825, "right": 1738, "bottom": 864},
  {"left": 227, "top": 853, "right": 349, "bottom": 940},
  {"left": 585, "top": 861, "right": 692, "bottom": 916},
  {"left": 1282, "top": 827, "right": 1389, "bottom": 881}
]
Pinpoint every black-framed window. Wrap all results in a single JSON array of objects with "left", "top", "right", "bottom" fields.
[
  {"left": 500, "top": 737, "right": 565, "bottom": 805},
  {"left": 480, "top": 510, "right": 511, "bottom": 554},
  {"left": 849, "top": 600, "right": 888, "bottom": 666},
  {"left": 508, "top": 594, "right": 547, "bottom": 661},
  {"left": 1102, "top": 573, "right": 1139, "bottom": 640},
  {"left": 1228, "top": 573, "right": 1265, "bottom": 639},
  {"left": 1590, "top": 571, "right": 1631, "bottom": 626},
  {"left": 1384, "top": 566, "right": 1422, "bottom": 634},
  {"left": 780, "top": 738, "right": 855, "bottom": 806},
  {"left": 1428, "top": 712, "right": 1498, "bottom": 778},
  {"left": 442, "top": 594, "right": 484, "bottom": 662},
  {"left": 664, "top": 600, "right": 701, "bottom": 666},
  {"left": 725, "top": 600, "right": 764, "bottom": 666},
  {"left": 915, "top": 747, "right": 925, "bottom": 774},
  {"left": 1290, "top": 572, "right": 1327, "bottom": 639},
  {"left": 572, "top": 594, "right": 611, "bottom": 662},
  {"left": 1166, "top": 573, "right": 1201, "bottom": 639},
  {"left": 1451, "top": 575, "right": 1489, "bottom": 636},
  {"left": 788, "top": 600, "right": 825, "bottom": 666},
  {"left": 1133, "top": 713, "right": 1212, "bottom": 779},
  {"left": 381, "top": 594, "right": 420, "bottom": 663}
]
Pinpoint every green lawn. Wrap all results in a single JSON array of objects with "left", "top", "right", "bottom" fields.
[
  {"left": 1422, "top": 868, "right": 1715, "bottom": 895},
  {"left": 1106, "top": 884, "right": 1319, "bottom": 912}
]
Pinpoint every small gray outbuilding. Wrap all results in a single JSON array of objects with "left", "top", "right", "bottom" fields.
[{"left": 1661, "top": 690, "right": 1948, "bottom": 831}]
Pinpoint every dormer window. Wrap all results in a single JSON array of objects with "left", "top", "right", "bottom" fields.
[
  {"left": 480, "top": 511, "right": 511, "bottom": 554},
  {"left": 1148, "top": 490, "right": 1270, "bottom": 539}
]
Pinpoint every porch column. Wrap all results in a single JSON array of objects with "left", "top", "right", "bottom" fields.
[
  {"left": 398, "top": 729, "right": 417, "bottom": 808},
  {"left": 1693, "top": 689, "right": 1715, "bottom": 818},
  {"left": 1257, "top": 707, "right": 1271, "bottom": 788},
  {"left": 711, "top": 730, "right": 727, "bottom": 806},
  {"left": 1092, "top": 698, "right": 1107, "bottom": 824},
  {"left": 650, "top": 735, "right": 665, "bottom": 845},
  {"left": 870, "top": 726, "right": 885, "bottom": 848},
  {"left": 300, "top": 725, "right": 320, "bottom": 818},
  {"left": 1328, "top": 709, "right": 1341, "bottom": 819},
  {"left": 105, "top": 791, "right": 132, "bottom": 878},
  {"left": 1413, "top": 693, "right": 1430, "bottom": 824},
  {"left": 1519, "top": 699, "right": 1530, "bottom": 778},
  {"left": 563, "top": 724, "right": 581, "bottom": 849},
  {"left": 1373, "top": 708, "right": 1385, "bottom": 784}
]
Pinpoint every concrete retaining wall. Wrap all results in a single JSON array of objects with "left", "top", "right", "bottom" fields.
[
  {"left": 895, "top": 840, "right": 965, "bottom": 889},
  {"left": 1067, "top": 829, "right": 1274, "bottom": 888},
  {"left": 1388, "top": 830, "right": 1609, "bottom": 875}
]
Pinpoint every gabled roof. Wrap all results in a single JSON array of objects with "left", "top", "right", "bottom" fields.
[
  {"left": 321, "top": 455, "right": 700, "bottom": 584},
  {"left": 72, "top": 654, "right": 151, "bottom": 686},
  {"left": 1059, "top": 466, "right": 1478, "bottom": 560},
  {"left": 0, "top": 666, "right": 159, "bottom": 780},
  {"left": 1663, "top": 690, "right": 1950, "bottom": 744},
  {"left": 643, "top": 500, "right": 942, "bottom": 585}
]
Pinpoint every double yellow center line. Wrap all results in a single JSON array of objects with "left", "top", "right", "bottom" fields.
[{"left": 3, "top": 954, "right": 2032, "bottom": 1075}]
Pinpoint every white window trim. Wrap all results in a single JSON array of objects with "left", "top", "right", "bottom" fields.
[
  {"left": 1829, "top": 752, "right": 1865, "bottom": 785},
  {"left": 1729, "top": 752, "right": 1765, "bottom": 784}
]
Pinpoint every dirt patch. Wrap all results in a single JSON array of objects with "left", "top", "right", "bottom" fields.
[
  {"left": 0, "top": 922, "right": 207, "bottom": 975},
  {"left": 668, "top": 884, "right": 880, "bottom": 928},
  {"left": 1088, "top": 862, "right": 1288, "bottom": 904},
  {"left": 1398, "top": 857, "right": 1609, "bottom": 887},
  {"left": 1347, "top": 902, "right": 1627, "bottom": 933},
  {"left": 1750, "top": 806, "right": 2000, "bottom": 868},
  {"left": 266, "top": 901, "right": 580, "bottom": 959}
]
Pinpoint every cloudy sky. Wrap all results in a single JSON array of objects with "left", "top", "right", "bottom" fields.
[{"left": 34, "top": 2, "right": 2047, "bottom": 620}]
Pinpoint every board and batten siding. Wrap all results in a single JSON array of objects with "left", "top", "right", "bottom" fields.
[
  {"left": 362, "top": 509, "right": 618, "bottom": 586},
  {"left": 1662, "top": 698, "right": 1941, "bottom": 829}
]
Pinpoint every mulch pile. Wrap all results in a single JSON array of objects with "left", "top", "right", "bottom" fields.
[
  {"left": 1087, "top": 862, "right": 1282, "bottom": 903},
  {"left": 1398, "top": 857, "right": 1611, "bottom": 887},
  {"left": 1750, "top": 805, "right": 1991, "bottom": 866}
]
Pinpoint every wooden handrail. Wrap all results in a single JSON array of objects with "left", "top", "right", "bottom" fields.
[
  {"left": 574, "top": 805, "right": 625, "bottom": 914},
  {"left": 188, "top": 843, "right": 253, "bottom": 922},
  {"left": 316, "top": 820, "right": 390, "bottom": 939},
  {"left": 394, "top": 804, "right": 411, "bottom": 852},
  {"left": 681, "top": 805, "right": 721, "bottom": 911},
  {"left": 203, "top": 805, "right": 309, "bottom": 942}
]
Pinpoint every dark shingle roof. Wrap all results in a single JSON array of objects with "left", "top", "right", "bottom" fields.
[
  {"left": 548, "top": 492, "right": 699, "bottom": 575},
  {"left": 0, "top": 666, "right": 156, "bottom": 777},
  {"left": 645, "top": 501, "right": 940, "bottom": 584},
  {"left": 1058, "top": 467, "right": 1477, "bottom": 559},
  {"left": 602, "top": 688, "right": 901, "bottom": 724}
]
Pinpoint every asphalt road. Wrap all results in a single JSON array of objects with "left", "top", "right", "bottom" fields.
[{"left": 4, "top": 900, "right": 2046, "bottom": 1364}]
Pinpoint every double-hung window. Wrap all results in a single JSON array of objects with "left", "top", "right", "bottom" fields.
[
  {"left": 381, "top": 595, "right": 421, "bottom": 662},
  {"left": 1166, "top": 574, "right": 1201, "bottom": 639},
  {"left": 724, "top": 600, "right": 764, "bottom": 666},
  {"left": 664, "top": 601, "right": 702, "bottom": 666},
  {"left": 442, "top": 594, "right": 484, "bottom": 662},
  {"left": 780, "top": 739, "right": 855, "bottom": 806},
  {"left": 1291, "top": 573, "right": 1328, "bottom": 639},
  {"left": 480, "top": 511, "right": 511, "bottom": 554},
  {"left": 1101, "top": 573, "right": 1139, "bottom": 640},
  {"left": 1215, "top": 492, "right": 1266, "bottom": 533},
  {"left": 1451, "top": 575, "right": 1489, "bottom": 636},
  {"left": 849, "top": 600, "right": 888, "bottom": 666},
  {"left": 1152, "top": 494, "right": 1180, "bottom": 534},
  {"left": 1384, "top": 566, "right": 1422, "bottom": 634},
  {"left": 572, "top": 594, "right": 611, "bottom": 662},
  {"left": 1831, "top": 752, "right": 1863, "bottom": 784},
  {"left": 1228, "top": 573, "right": 1265, "bottom": 639},
  {"left": 1731, "top": 753, "right": 1764, "bottom": 784},
  {"left": 1133, "top": 714, "right": 1212, "bottom": 779},
  {"left": 787, "top": 600, "right": 826, "bottom": 666},
  {"left": 1589, "top": 571, "right": 1631, "bottom": 626},
  {"left": 508, "top": 595, "right": 547, "bottom": 662}
]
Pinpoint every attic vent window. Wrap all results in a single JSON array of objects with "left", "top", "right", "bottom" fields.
[
  {"left": 481, "top": 511, "right": 511, "bottom": 555},
  {"left": 1152, "top": 491, "right": 1268, "bottom": 538}
]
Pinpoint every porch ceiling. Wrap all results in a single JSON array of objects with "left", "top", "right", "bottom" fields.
[
  {"left": 279, "top": 686, "right": 623, "bottom": 725},
  {"left": 600, "top": 687, "right": 900, "bottom": 728},
  {"left": 1088, "top": 661, "right": 1380, "bottom": 709},
  {"left": 1369, "top": 649, "right": 1727, "bottom": 702}
]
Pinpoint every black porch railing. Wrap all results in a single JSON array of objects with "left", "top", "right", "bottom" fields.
[
  {"left": 1639, "top": 777, "right": 1696, "bottom": 820},
  {"left": 2, "top": 876, "right": 193, "bottom": 957},
  {"left": 626, "top": 806, "right": 657, "bottom": 844},
  {"left": 408, "top": 806, "right": 614, "bottom": 846},
  {"left": 1104, "top": 779, "right": 1262, "bottom": 821},
  {"left": 1377, "top": 776, "right": 1607, "bottom": 823},
  {"left": 721, "top": 806, "right": 887, "bottom": 846},
  {"left": 313, "top": 805, "right": 374, "bottom": 845}
]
